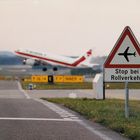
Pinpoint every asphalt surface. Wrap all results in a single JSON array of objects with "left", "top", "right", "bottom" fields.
[
  {"left": 0, "top": 80, "right": 129, "bottom": 140},
  {"left": 26, "top": 89, "right": 140, "bottom": 100}
]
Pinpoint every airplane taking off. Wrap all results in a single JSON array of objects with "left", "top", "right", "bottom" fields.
[
  {"left": 118, "top": 47, "right": 136, "bottom": 62},
  {"left": 15, "top": 49, "right": 100, "bottom": 71}
]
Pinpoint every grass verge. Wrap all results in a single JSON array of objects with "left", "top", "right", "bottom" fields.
[
  {"left": 43, "top": 98, "right": 140, "bottom": 140},
  {"left": 21, "top": 82, "right": 92, "bottom": 90},
  {"left": 21, "top": 81, "right": 140, "bottom": 90},
  {"left": 105, "top": 83, "right": 140, "bottom": 89}
]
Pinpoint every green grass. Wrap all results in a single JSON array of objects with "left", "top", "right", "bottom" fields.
[
  {"left": 21, "top": 82, "right": 92, "bottom": 90},
  {"left": 43, "top": 98, "right": 140, "bottom": 140},
  {"left": 21, "top": 81, "right": 140, "bottom": 90},
  {"left": 105, "top": 83, "right": 140, "bottom": 89}
]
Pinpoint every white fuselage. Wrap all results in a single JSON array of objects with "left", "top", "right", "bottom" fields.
[{"left": 15, "top": 48, "right": 98, "bottom": 68}]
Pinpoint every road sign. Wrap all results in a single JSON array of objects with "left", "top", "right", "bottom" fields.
[
  {"left": 63, "top": 75, "right": 84, "bottom": 83},
  {"left": 54, "top": 75, "right": 84, "bottom": 83},
  {"left": 31, "top": 75, "right": 84, "bottom": 83},
  {"left": 31, "top": 75, "right": 48, "bottom": 82},
  {"left": 104, "top": 26, "right": 140, "bottom": 82}
]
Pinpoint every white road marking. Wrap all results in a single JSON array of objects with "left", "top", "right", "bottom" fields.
[
  {"left": 34, "top": 98, "right": 80, "bottom": 120},
  {"left": 34, "top": 99, "right": 114, "bottom": 140},
  {"left": 0, "top": 117, "right": 81, "bottom": 122},
  {"left": 78, "top": 121, "right": 113, "bottom": 140},
  {"left": 17, "top": 81, "right": 30, "bottom": 99}
]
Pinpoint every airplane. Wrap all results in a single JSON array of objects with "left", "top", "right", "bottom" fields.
[
  {"left": 118, "top": 46, "right": 136, "bottom": 62},
  {"left": 15, "top": 48, "right": 100, "bottom": 71}
]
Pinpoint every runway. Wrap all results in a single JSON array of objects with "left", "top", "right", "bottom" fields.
[
  {"left": 26, "top": 88, "right": 140, "bottom": 100},
  {"left": 0, "top": 80, "right": 130, "bottom": 140}
]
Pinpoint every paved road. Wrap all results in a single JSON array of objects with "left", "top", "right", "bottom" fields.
[
  {"left": 27, "top": 89, "right": 140, "bottom": 100},
  {"left": 0, "top": 80, "right": 129, "bottom": 140},
  {"left": 106, "top": 89, "right": 140, "bottom": 100}
]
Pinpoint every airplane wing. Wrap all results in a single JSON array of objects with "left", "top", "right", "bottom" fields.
[
  {"left": 124, "top": 47, "right": 130, "bottom": 62},
  {"left": 124, "top": 47, "right": 129, "bottom": 54},
  {"left": 124, "top": 54, "right": 129, "bottom": 62}
]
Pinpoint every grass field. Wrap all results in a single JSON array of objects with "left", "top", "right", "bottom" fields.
[
  {"left": 21, "top": 82, "right": 92, "bottom": 90},
  {"left": 105, "top": 82, "right": 140, "bottom": 89},
  {"left": 43, "top": 98, "right": 140, "bottom": 140},
  {"left": 21, "top": 81, "right": 140, "bottom": 90}
]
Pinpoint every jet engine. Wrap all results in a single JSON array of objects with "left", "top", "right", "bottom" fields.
[{"left": 23, "top": 59, "right": 36, "bottom": 65}]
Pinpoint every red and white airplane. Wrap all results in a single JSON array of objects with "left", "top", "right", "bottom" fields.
[{"left": 15, "top": 48, "right": 99, "bottom": 71}]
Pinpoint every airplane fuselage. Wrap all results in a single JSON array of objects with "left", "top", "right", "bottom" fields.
[
  {"left": 15, "top": 49, "right": 95, "bottom": 68},
  {"left": 118, "top": 47, "right": 136, "bottom": 62}
]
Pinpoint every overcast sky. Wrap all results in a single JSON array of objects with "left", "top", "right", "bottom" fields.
[{"left": 0, "top": 0, "right": 140, "bottom": 56}]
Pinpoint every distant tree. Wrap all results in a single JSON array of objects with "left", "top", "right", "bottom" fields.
[{"left": 0, "top": 51, "right": 23, "bottom": 65}]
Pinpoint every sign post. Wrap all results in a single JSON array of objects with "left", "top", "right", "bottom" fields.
[
  {"left": 125, "top": 82, "right": 129, "bottom": 118},
  {"left": 104, "top": 26, "right": 140, "bottom": 118}
]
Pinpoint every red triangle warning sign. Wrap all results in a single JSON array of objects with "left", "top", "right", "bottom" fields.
[{"left": 104, "top": 26, "right": 140, "bottom": 68}]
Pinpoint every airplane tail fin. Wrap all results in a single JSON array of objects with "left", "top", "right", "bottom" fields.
[
  {"left": 134, "top": 52, "right": 136, "bottom": 57},
  {"left": 72, "top": 49, "right": 93, "bottom": 66},
  {"left": 79, "top": 49, "right": 92, "bottom": 59},
  {"left": 85, "top": 49, "right": 92, "bottom": 58},
  {"left": 77, "top": 49, "right": 93, "bottom": 61}
]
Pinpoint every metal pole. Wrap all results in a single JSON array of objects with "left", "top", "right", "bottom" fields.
[
  {"left": 103, "top": 69, "right": 105, "bottom": 100},
  {"left": 103, "top": 81, "right": 105, "bottom": 100},
  {"left": 125, "top": 82, "right": 129, "bottom": 118}
]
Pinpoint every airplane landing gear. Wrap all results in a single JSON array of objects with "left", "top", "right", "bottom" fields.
[
  {"left": 53, "top": 67, "right": 58, "bottom": 71},
  {"left": 42, "top": 67, "right": 47, "bottom": 71}
]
